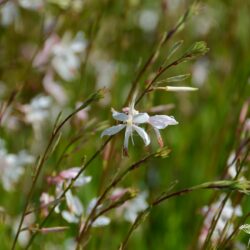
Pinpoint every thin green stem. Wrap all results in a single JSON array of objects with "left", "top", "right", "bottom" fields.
[
  {"left": 76, "top": 152, "right": 155, "bottom": 248},
  {"left": 12, "top": 91, "right": 102, "bottom": 250},
  {"left": 124, "top": 2, "right": 193, "bottom": 106},
  {"left": 119, "top": 180, "right": 248, "bottom": 250}
]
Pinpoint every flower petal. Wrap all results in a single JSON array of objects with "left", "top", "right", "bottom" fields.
[
  {"left": 59, "top": 167, "right": 80, "bottom": 179},
  {"left": 124, "top": 125, "right": 133, "bottom": 150},
  {"left": 133, "top": 113, "right": 150, "bottom": 124},
  {"left": 133, "top": 125, "right": 150, "bottom": 146},
  {"left": 65, "top": 190, "right": 83, "bottom": 216},
  {"left": 92, "top": 216, "right": 110, "bottom": 227},
  {"left": 111, "top": 108, "right": 128, "bottom": 122},
  {"left": 61, "top": 210, "right": 79, "bottom": 223},
  {"left": 101, "top": 124, "right": 125, "bottom": 137},
  {"left": 149, "top": 115, "right": 178, "bottom": 129}
]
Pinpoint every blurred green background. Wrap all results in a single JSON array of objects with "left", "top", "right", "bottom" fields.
[{"left": 0, "top": 0, "right": 249, "bottom": 249}]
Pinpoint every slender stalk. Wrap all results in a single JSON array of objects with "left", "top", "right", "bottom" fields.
[
  {"left": 0, "top": 12, "right": 60, "bottom": 126},
  {"left": 76, "top": 152, "right": 156, "bottom": 247},
  {"left": 119, "top": 180, "right": 249, "bottom": 250},
  {"left": 25, "top": 136, "right": 112, "bottom": 249},
  {"left": 12, "top": 91, "right": 102, "bottom": 250},
  {"left": 135, "top": 55, "right": 189, "bottom": 106},
  {"left": 124, "top": 2, "right": 194, "bottom": 106},
  {"left": 220, "top": 212, "right": 250, "bottom": 248},
  {"left": 201, "top": 147, "right": 249, "bottom": 249},
  {"left": 201, "top": 192, "right": 231, "bottom": 250}
]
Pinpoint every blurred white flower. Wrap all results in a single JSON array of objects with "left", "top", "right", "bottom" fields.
[
  {"left": 244, "top": 118, "right": 250, "bottom": 133},
  {"left": 101, "top": 99, "right": 150, "bottom": 155},
  {"left": 0, "top": 2, "right": 19, "bottom": 27},
  {"left": 18, "top": 0, "right": 44, "bottom": 10},
  {"left": 138, "top": 9, "right": 159, "bottom": 32},
  {"left": 123, "top": 191, "right": 148, "bottom": 223},
  {"left": 94, "top": 59, "right": 116, "bottom": 88},
  {"left": 34, "top": 32, "right": 87, "bottom": 81},
  {"left": 90, "top": 54, "right": 117, "bottom": 105},
  {"left": 13, "top": 214, "right": 35, "bottom": 247},
  {"left": 61, "top": 190, "right": 83, "bottom": 223},
  {"left": 23, "top": 95, "right": 52, "bottom": 125},
  {"left": 192, "top": 5, "right": 215, "bottom": 36},
  {"left": 21, "top": 95, "right": 55, "bottom": 144},
  {"left": 192, "top": 59, "right": 209, "bottom": 87},
  {"left": 0, "top": 139, "right": 34, "bottom": 191},
  {"left": 163, "top": 0, "right": 182, "bottom": 12},
  {"left": 199, "top": 194, "right": 242, "bottom": 246},
  {"left": 43, "top": 70, "right": 68, "bottom": 105},
  {"left": 61, "top": 195, "right": 110, "bottom": 228},
  {"left": 109, "top": 188, "right": 128, "bottom": 202},
  {"left": 86, "top": 198, "right": 110, "bottom": 227},
  {"left": 33, "top": 34, "right": 60, "bottom": 68},
  {"left": 51, "top": 32, "right": 87, "bottom": 81},
  {"left": 227, "top": 152, "right": 237, "bottom": 178},
  {"left": 48, "top": 0, "right": 84, "bottom": 12},
  {"left": 40, "top": 192, "right": 55, "bottom": 217}
]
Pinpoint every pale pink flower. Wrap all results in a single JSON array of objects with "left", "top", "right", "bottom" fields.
[
  {"left": 47, "top": 167, "right": 92, "bottom": 187},
  {"left": 33, "top": 34, "right": 60, "bottom": 68}
]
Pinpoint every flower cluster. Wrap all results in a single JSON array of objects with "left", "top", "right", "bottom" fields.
[{"left": 43, "top": 167, "right": 110, "bottom": 227}]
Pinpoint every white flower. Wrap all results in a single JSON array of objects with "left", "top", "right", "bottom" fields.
[
  {"left": 40, "top": 192, "right": 55, "bottom": 217},
  {"left": 0, "top": 2, "right": 19, "bottom": 27},
  {"left": 61, "top": 190, "right": 83, "bottom": 224},
  {"left": 101, "top": 96, "right": 178, "bottom": 151},
  {"left": 51, "top": 32, "right": 87, "bottom": 81},
  {"left": 148, "top": 115, "right": 178, "bottom": 147},
  {"left": 18, "top": 0, "right": 44, "bottom": 10},
  {"left": 192, "top": 59, "right": 209, "bottom": 87},
  {"left": 86, "top": 198, "right": 110, "bottom": 227},
  {"left": 61, "top": 195, "right": 110, "bottom": 227},
  {"left": 123, "top": 191, "right": 148, "bottom": 223},
  {"left": 43, "top": 70, "right": 68, "bottom": 105},
  {"left": 13, "top": 214, "right": 35, "bottom": 247},
  {"left": 101, "top": 99, "right": 150, "bottom": 155},
  {"left": 23, "top": 95, "right": 52, "bottom": 125},
  {"left": 48, "top": 0, "right": 84, "bottom": 11},
  {"left": 93, "top": 58, "right": 116, "bottom": 88},
  {"left": 34, "top": 32, "right": 87, "bottom": 81},
  {"left": 199, "top": 194, "right": 242, "bottom": 246},
  {"left": 138, "top": 9, "right": 159, "bottom": 32},
  {"left": 227, "top": 152, "right": 237, "bottom": 178},
  {"left": 0, "top": 139, "right": 34, "bottom": 191},
  {"left": 33, "top": 34, "right": 60, "bottom": 68}
]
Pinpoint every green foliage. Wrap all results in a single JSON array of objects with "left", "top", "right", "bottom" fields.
[{"left": 0, "top": 0, "right": 249, "bottom": 249}]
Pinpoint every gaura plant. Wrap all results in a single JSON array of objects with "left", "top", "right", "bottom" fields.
[{"left": 101, "top": 94, "right": 178, "bottom": 155}]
